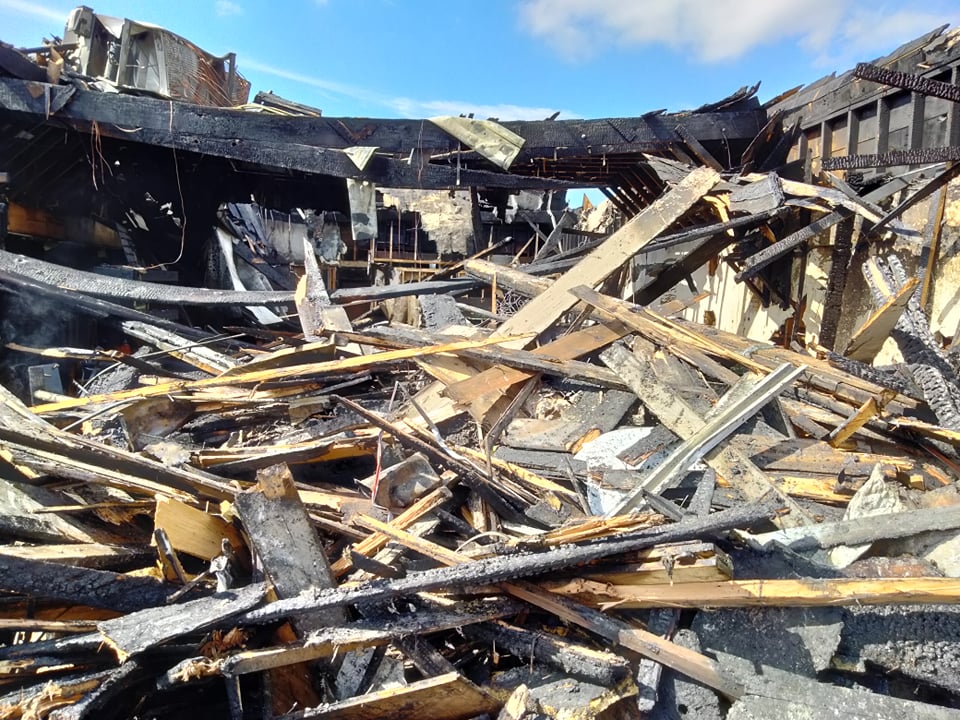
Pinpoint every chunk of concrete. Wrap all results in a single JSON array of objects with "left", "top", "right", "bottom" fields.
[
  {"left": 693, "top": 606, "right": 844, "bottom": 677},
  {"left": 829, "top": 463, "right": 906, "bottom": 568}
]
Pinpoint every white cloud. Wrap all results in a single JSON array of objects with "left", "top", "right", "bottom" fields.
[
  {"left": 245, "top": 58, "right": 573, "bottom": 119},
  {"left": 0, "top": 0, "right": 68, "bottom": 23},
  {"left": 517, "top": 0, "right": 959, "bottom": 64},
  {"left": 215, "top": 0, "right": 242, "bottom": 16},
  {"left": 389, "top": 97, "right": 573, "bottom": 121}
]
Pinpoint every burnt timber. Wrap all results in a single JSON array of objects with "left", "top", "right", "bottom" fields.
[{"left": 0, "top": 73, "right": 764, "bottom": 210}]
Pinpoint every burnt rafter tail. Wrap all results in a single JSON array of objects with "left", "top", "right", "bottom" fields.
[
  {"left": 854, "top": 62, "right": 960, "bottom": 104},
  {"left": 822, "top": 146, "right": 960, "bottom": 170}
]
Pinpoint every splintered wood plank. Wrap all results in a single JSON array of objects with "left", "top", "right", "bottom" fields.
[
  {"left": 504, "top": 581, "right": 744, "bottom": 700},
  {"left": 234, "top": 465, "right": 344, "bottom": 633},
  {"left": 827, "top": 396, "right": 889, "bottom": 448},
  {"left": 771, "top": 474, "right": 885, "bottom": 505},
  {"left": 331, "top": 485, "right": 452, "bottom": 577},
  {"left": 844, "top": 277, "right": 919, "bottom": 362},
  {"left": 889, "top": 416, "right": 960, "bottom": 446},
  {"left": 492, "top": 167, "right": 720, "bottom": 344},
  {"left": 542, "top": 577, "right": 960, "bottom": 609},
  {"left": 443, "top": 322, "right": 629, "bottom": 408},
  {"left": 30, "top": 334, "right": 531, "bottom": 414},
  {"left": 153, "top": 497, "right": 245, "bottom": 561},
  {"left": 279, "top": 671, "right": 500, "bottom": 720},
  {"left": 97, "top": 582, "right": 266, "bottom": 661},
  {"left": 600, "top": 343, "right": 813, "bottom": 527}
]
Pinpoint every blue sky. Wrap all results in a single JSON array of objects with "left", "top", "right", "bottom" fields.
[{"left": 2, "top": 0, "right": 959, "bottom": 120}]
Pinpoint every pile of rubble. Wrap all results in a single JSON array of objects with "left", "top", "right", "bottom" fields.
[
  {"left": 3, "top": 9, "right": 960, "bottom": 720},
  {"left": 2, "top": 163, "right": 960, "bottom": 719}
]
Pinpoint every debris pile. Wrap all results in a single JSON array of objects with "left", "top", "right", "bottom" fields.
[{"left": 2, "top": 11, "right": 960, "bottom": 720}]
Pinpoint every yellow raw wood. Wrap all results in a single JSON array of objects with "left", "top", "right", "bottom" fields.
[
  {"left": 571, "top": 542, "right": 733, "bottom": 585},
  {"left": 352, "top": 514, "right": 464, "bottom": 565},
  {"left": 492, "top": 168, "right": 719, "bottom": 344},
  {"left": 304, "top": 671, "right": 499, "bottom": 720},
  {"left": 30, "top": 334, "right": 531, "bottom": 414},
  {"left": 828, "top": 396, "right": 887, "bottom": 448},
  {"left": 844, "top": 277, "right": 919, "bottom": 362},
  {"left": 772, "top": 475, "right": 854, "bottom": 505},
  {"left": 330, "top": 485, "right": 452, "bottom": 576},
  {"left": 543, "top": 577, "right": 960, "bottom": 609},
  {"left": 153, "top": 496, "right": 245, "bottom": 561}
]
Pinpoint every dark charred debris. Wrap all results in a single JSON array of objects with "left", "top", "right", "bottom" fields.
[{"left": 2, "top": 8, "right": 960, "bottom": 720}]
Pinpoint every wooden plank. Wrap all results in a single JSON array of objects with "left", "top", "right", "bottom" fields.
[
  {"left": 276, "top": 671, "right": 499, "bottom": 720},
  {"left": 844, "top": 277, "right": 919, "bottom": 362},
  {"left": 442, "top": 321, "right": 630, "bottom": 419},
  {"left": 600, "top": 343, "right": 814, "bottom": 527},
  {"left": 30, "top": 333, "right": 531, "bottom": 414},
  {"left": 330, "top": 485, "right": 453, "bottom": 577},
  {"left": 827, "top": 396, "right": 887, "bottom": 448},
  {"left": 234, "top": 465, "right": 345, "bottom": 633},
  {"left": 153, "top": 497, "right": 245, "bottom": 561},
  {"left": 491, "top": 167, "right": 720, "bottom": 344},
  {"left": 98, "top": 583, "right": 266, "bottom": 661},
  {"left": 504, "top": 581, "right": 744, "bottom": 699},
  {"left": 544, "top": 577, "right": 960, "bottom": 609}
]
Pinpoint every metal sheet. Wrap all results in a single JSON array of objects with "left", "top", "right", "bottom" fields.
[{"left": 429, "top": 116, "right": 525, "bottom": 170}]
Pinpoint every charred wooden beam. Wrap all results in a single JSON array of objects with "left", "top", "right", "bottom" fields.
[
  {"left": 97, "top": 583, "right": 267, "bottom": 660},
  {"left": 854, "top": 62, "right": 960, "bottom": 104},
  {"left": 0, "top": 78, "right": 762, "bottom": 159},
  {"left": 238, "top": 502, "right": 774, "bottom": 626},
  {"left": 0, "top": 248, "right": 293, "bottom": 306},
  {"left": 822, "top": 146, "right": 960, "bottom": 170},
  {"left": 234, "top": 465, "right": 346, "bottom": 633},
  {"left": 0, "top": 554, "right": 173, "bottom": 613},
  {"left": 0, "top": 262, "right": 214, "bottom": 341},
  {"left": 736, "top": 176, "right": 909, "bottom": 281},
  {"left": 818, "top": 217, "right": 855, "bottom": 350}
]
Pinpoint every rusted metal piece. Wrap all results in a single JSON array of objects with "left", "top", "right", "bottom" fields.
[{"left": 854, "top": 62, "right": 960, "bottom": 104}]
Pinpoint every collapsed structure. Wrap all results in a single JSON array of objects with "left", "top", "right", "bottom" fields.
[{"left": 2, "top": 8, "right": 960, "bottom": 720}]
